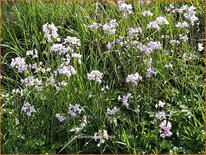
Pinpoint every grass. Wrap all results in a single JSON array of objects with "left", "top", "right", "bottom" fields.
[{"left": 1, "top": 0, "right": 205, "bottom": 153}]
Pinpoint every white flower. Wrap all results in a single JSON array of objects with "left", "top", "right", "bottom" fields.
[
  {"left": 21, "top": 102, "right": 36, "bottom": 116},
  {"left": 43, "top": 23, "right": 60, "bottom": 42},
  {"left": 184, "top": 6, "right": 198, "bottom": 26},
  {"left": 118, "top": 2, "right": 132, "bottom": 18},
  {"left": 26, "top": 49, "right": 38, "bottom": 58},
  {"left": 58, "top": 65, "right": 77, "bottom": 77},
  {"left": 118, "top": 93, "right": 132, "bottom": 107},
  {"left": 15, "top": 118, "right": 20, "bottom": 125},
  {"left": 165, "top": 63, "right": 173, "bottom": 68},
  {"left": 55, "top": 114, "right": 66, "bottom": 122},
  {"left": 142, "top": 10, "right": 153, "bottom": 17},
  {"left": 159, "top": 120, "right": 172, "bottom": 138},
  {"left": 179, "top": 34, "right": 188, "bottom": 42},
  {"left": 155, "top": 100, "right": 165, "bottom": 108},
  {"left": 87, "top": 70, "right": 103, "bottom": 83},
  {"left": 21, "top": 76, "right": 42, "bottom": 87},
  {"left": 71, "top": 53, "right": 82, "bottom": 59},
  {"left": 119, "top": 2, "right": 132, "bottom": 13},
  {"left": 127, "top": 27, "right": 142, "bottom": 38},
  {"left": 10, "top": 57, "right": 28, "bottom": 73},
  {"left": 146, "top": 67, "right": 157, "bottom": 78},
  {"left": 94, "top": 129, "right": 109, "bottom": 147},
  {"left": 101, "top": 85, "right": 109, "bottom": 92},
  {"left": 155, "top": 111, "right": 166, "bottom": 120},
  {"left": 107, "top": 107, "right": 118, "bottom": 116},
  {"left": 147, "top": 16, "right": 169, "bottom": 30},
  {"left": 64, "top": 36, "right": 81, "bottom": 46},
  {"left": 176, "top": 21, "right": 189, "bottom": 28},
  {"left": 89, "top": 22, "right": 102, "bottom": 30},
  {"left": 12, "top": 88, "right": 21, "bottom": 94},
  {"left": 169, "top": 40, "right": 180, "bottom": 45},
  {"left": 103, "top": 19, "right": 118, "bottom": 34},
  {"left": 107, "top": 41, "right": 115, "bottom": 49},
  {"left": 137, "top": 41, "right": 162, "bottom": 55},
  {"left": 126, "top": 73, "right": 142, "bottom": 85},
  {"left": 198, "top": 43, "right": 204, "bottom": 51},
  {"left": 68, "top": 104, "right": 82, "bottom": 117},
  {"left": 50, "top": 44, "right": 65, "bottom": 54}
]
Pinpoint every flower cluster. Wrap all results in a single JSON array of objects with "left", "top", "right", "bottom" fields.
[
  {"left": 15, "top": 118, "right": 20, "bottom": 125},
  {"left": 179, "top": 34, "right": 188, "bottom": 42},
  {"left": 147, "top": 16, "right": 169, "bottom": 30},
  {"left": 118, "top": 93, "right": 132, "bottom": 107},
  {"left": 68, "top": 104, "right": 82, "bottom": 117},
  {"left": 183, "top": 6, "right": 198, "bottom": 26},
  {"left": 126, "top": 73, "right": 142, "bottom": 85},
  {"left": 58, "top": 64, "right": 77, "bottom": 78},
  {"left": 170, "top": 40, "right": 180, "bottom": 45},
  {"left": 127, "top": 27, "right": 142, "bottom": 40},
  {"left": 87, "top": 70, "right": 103, "bottom": 83},
  {"left": 26, "top": 49, "right": 38, "bottom": 58},
  {"left": 21, "top": 102, "right": 36, "bottom": 116},
  {"left": 142, "top": 10, "right": 153, "bottom": 17},
  {"left": 145, "top": 58, "right": 157, "bottom": 78},
  {"left": 155, "top": 100, "right": 165, "bottom": 108},
  {"left": 166, "top": 5, "right": 198, "bottom": 26},
  {"left": 94, "top": 129, "right": 109, "bottom": 147},
  {"left": 10, "top": 57, "right": 28, "bottom": 73},
  {"left": 155, "top": 111, "right": 166, "bottom": 120},
  {"left": 155, "top": 100, "right": 173, "bottom": 138},
  {"left": 103, "top": 19, "right": 118, "bottom": 35},
  {"left": 89, "top": 22, "right": 102, "bottom": 30},
  {"left": 55, "top": 114, "right": 67, "bottom": 122},
  {"left": 43, "top": 23, "right": 60, "bottom": 42},
  {"left": 118, "top": 1, "right": 132, "bottom": 18},
  {"left": 21, "top": 76, "right": 42, "bottom": 87},
  {"left": 107, "top": 107, "right": 118, "bottom": 116},
  {"left": 198, "top": 43, "right": 204, "bottom": 51},
  {"left": 137, "top": 41, "right": 162, "bottom": 55},
  {"left": 159, "top": 120, "right": 173, "bottom": 138},
  {"left": 64, "top": 36, "right": 81, "bottom": 47},
  {"left": 175, "top": 21, "right": 189, "bottom": 28},
  {"left": 146, "top": 67, "right": 157, "bottom": 78}
]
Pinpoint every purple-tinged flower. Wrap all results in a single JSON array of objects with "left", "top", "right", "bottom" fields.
[
  {"left": 55, "top": 114, "right": 66, "bottom": 122},
  {"left": 10, "top": 57, "right": 28, "bottom": 73},
  {"left": 126, "top": 73, "right": 142, "bottom": 85},
  {"left": 107, "top": 107, "right": 118, "bottom": 116},
  {"left": 103, "top": 19, "right": 118, "bottom": 34},
  {"left": 58, "top": 65, "right": 77, "bottom": 78},
  {"left": 68, "top": 104, "right": 82, "bottom": 117},
  {"left": 43, "top": 23, "right": 60, "bottom": 42},
  {"left": 159, "top": 120, "right": 172, "bottom": 138},
  {"left": 21, "top": 102, "right": 36, "bottom": 116},
  {"left": 147, "top": 16, "right": 169, "bottom": 30},
  {"left": 118, "top": 93, "right": 132, "bottom": 107},
  {"left": 87, "top": 70, "right": 103, "bottom": 83},
  {"left": 155, "top": 111, "right": 166, "bottom": 120},
  {"left": 146, "top": 67, "right": 157, "bottom": 78},
  {"left": 89, "top": 22, "right": 102, "bottom": 30},
  {"left": 64, "top": 36, "right": 81, "bottom": 46},
  {"left": 179, "top": 34, "right": 188, "bottom": 42}
]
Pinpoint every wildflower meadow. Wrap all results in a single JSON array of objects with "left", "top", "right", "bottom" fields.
[{"left": 1, "top": 0, "right": 205, "bottom": 154}]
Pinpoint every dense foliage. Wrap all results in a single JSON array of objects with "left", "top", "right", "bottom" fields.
[{"left": 1, "top": 0, "right": 205, "bottom": 153}]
